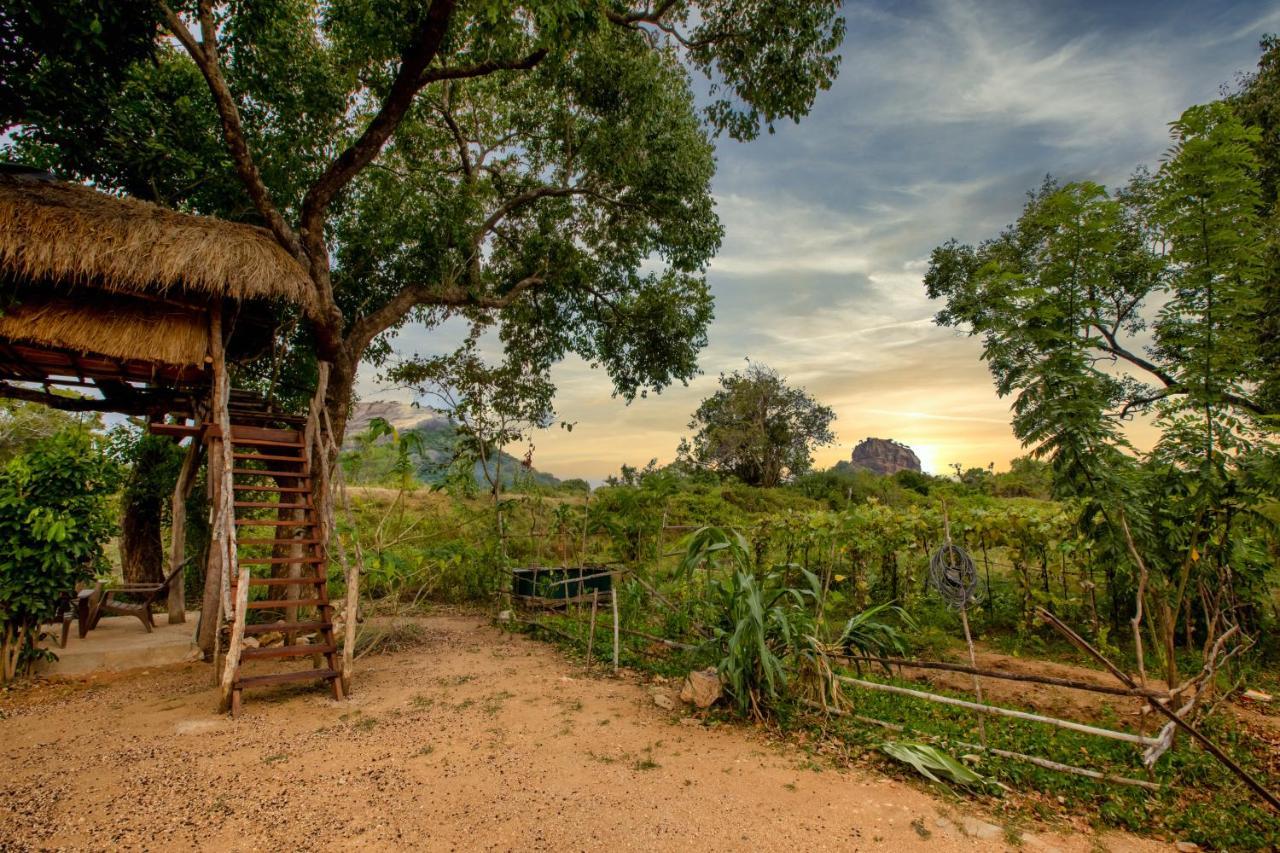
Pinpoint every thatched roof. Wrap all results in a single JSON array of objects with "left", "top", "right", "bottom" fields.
[
  {"left": 0, "top": 171, "right": 314, "bottom": 310},
  {"left": 0, "top": 294, "right": 211, "bottom": 367}
]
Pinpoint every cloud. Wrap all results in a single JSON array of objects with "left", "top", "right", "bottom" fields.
[{"left": 355, "top": 0, "right": 1268, "bottom": 483}]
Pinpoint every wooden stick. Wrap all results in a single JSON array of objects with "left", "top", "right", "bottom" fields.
[
  {"left": 836, "top": 676, "right": 1161, "bottom": 746},
  {"left": 1036, "top": 607, "right": 1280, "bottom": 812},
  {"left": 953, "top": 740, "right": 1160, "bottom": 791},
  {"left": 586, "top": 590, "right": 599, "bottom": 669},
  {"left": 619, "top": 626, "right": 698, "bottom": 651},
  {"left": 833, "top": 654, "right": 1169, "bottom": 699},
  {"left": 959, "top": 607, "right": 987, "bottom": 746},
  {"left": 611, "top": 577, "right": 620, "bottom": 672}
]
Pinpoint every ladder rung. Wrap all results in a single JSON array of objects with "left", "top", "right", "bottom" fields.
[
  {"left": 235, "top": 519, "right": 315, "bottom": 526},
  {"left": 238, "top": 556, "right": 325, "bottom": 565},
  {"left": 235, "top": 668, "right": 339, "bottom": 689},
  {"left": 233, "top": 485, "right": 310, "bottom": 493},
  {"left": 247, "top": 577, "right": 327, "bottom": 586},
  {"left": 232, "top": 452, "right": 306, "bottom": 463},
  {"left": 228, "top": 425, "right": 302, "bottom": 441},
  {"left": 241, "top": 643, "right": 337, "bottom": 660},
  {"left": 232, "top": 467, "right": 311, "bottom": 478},
  {"left": 246, "top": 598, "right": 327, "bottom": 609},
  {"left": 231, "top": 437, "right": 306, "bottom": 449},
  {"left": 238, "top": 537, "right": 322, "bottom": 545},
  {"left": 243, "top": 620, "right": 330, "bottom": 636},
  {"left": 234, "top": 501, "right": 310, "bottom": 509}
]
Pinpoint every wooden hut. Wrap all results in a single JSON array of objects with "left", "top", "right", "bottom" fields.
[{"left": 0, "top": 169, "right": 347, "bottom": 714}]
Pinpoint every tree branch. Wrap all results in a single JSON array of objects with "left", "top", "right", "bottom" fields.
[
  {"left": 420, "top": 48, "right": 549, "bottom": 85},
  {"left": 1118, "top": 387, "right": 1177, "bottom": 419},
  {"left": 157, "top": 2, "right": 302, "bottom": 261},
  {"left": 344, "top": 273, "right": 547, "bottom": 357},
  {"left": 301, "top": 0, "right": 458, "bottom": 235},
  {"left": 607, "top": 0, "right": 681, "bottom": 26},
  {"left": 477, "top": 186, "right": 591, "bottom": 242},
  {"left": 439, "top": 89, "right": 474, "bottom": 184},
  {"left": 1093, "top": 323, "right": 1177, "bottom": 386}
]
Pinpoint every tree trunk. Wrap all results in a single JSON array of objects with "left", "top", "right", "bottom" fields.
[
  {"left": 121, "top": 495, "right": 166, "bottom": 584},
  {"left": 196, "top": 438, "right": 225, "bottom": 656}
]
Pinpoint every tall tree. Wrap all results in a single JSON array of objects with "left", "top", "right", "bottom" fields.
[
  {"left": 1230, "top": 34, "right": 1280, "bottom": 413},
  {"left": 679, "top": 362, "right": 836, "bottom": 487},
  {"left": 1, "top": 1, "right": 846, "bottom": 450},
  {"left": 924, "top": 99, "right": 1276, "bottom": 687}
]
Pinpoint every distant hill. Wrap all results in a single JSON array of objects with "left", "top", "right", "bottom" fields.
[
  {"left": 850, "top": 437, "right": 921, "bottom": 476},
  {"left": 343, "top": 400, "right": 565, "bottom": 490}
]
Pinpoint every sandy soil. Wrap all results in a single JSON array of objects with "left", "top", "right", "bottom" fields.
[{"left": 0, "top": 615, "right": 1166, "bottom": 853}]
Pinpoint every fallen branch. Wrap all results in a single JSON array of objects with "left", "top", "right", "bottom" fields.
[
  {"left": 1036, "top": 607, "right": 1280, "bottom": 813},
  {"left": 833, "top": 653, "right": 1170, "bottom": 700},
  {"left": 835, "top": 675, "right": 1161, "bottom": 747}
]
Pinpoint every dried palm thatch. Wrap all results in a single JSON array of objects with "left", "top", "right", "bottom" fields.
[
  {"left": 0, "top": 172, "right": 314, "bottom": 310},
  {"left": 0, "top": 295, "right": 210, "bottom": 366}
]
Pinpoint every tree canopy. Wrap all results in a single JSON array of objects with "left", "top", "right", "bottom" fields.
[
  {"left": 1, "top": 0, "right": 846, "bottom": 437},
  {"left": 679, "top": 362, "right": 836, "bottom": 487}
]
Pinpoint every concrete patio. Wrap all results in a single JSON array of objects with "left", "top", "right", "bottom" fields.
[{"left": 36, "top": 611, "right": 200, "bottom": 676}]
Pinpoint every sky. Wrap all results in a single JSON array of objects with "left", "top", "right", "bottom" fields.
[{"left": 363, "top": 0, "right": 1280, "bottom": 482}]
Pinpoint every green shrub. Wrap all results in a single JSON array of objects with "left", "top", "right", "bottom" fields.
[{"left": 0, "top": 430, "right": 117, "bottom": 681}]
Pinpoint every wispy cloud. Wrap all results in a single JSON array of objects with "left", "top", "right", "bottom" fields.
[{"left": 359, "top": 0, "right": 1270, "bottom": 482}]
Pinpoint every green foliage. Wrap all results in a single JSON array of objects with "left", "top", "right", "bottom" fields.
[
  {"left": 679, "top": 362, "right": 836, "bottom": 487},
  {"left": 707, "top": 568, "right": 815, "bottom": 718},
  {"left": 837, "top": 603, "right": 914, "bottom": 667},
  {"left": 678, "top": 525, "right": 751, "bottom": 580},
  {"left": 388, "top": 335, "right": 555, "bottom": 498},
  {"left": 924, "top": 82, "right": 1280, "bottom": 685},
  {"left": 0, "top": 400, "right": 98, "bottom": 464},
  {"left": 0, "top": 430, "right": 117, "bottom": 681},
  {"left": 879, "top": 741, "right": 988, "bottom": 788},
  {"left": 4, "top": 1, "right": 846, "bottom": 430}
]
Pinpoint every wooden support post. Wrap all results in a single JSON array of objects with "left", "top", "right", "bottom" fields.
[
  {"left": 611, "top": 575, "right": 620, "bottom": 672},
  {"left": 342, "top": 554, "right": 359, "bottom": 693},
  {"left": 196, "top": 429, "right": 224, "bottom": 656},
  {"left": 207, "top": 303, "right": 245, "bottom": 713},
  {"left": 586, "top": 590, "right": 599, "bottom": 669},
  {"left": 219, "top": 565, "right": 250, "bottom": 710},
  {"left": 959, "top": 607, "right": 987, "bottom": 746},
  {"left": 166, "top": 437, "right": 203, "bottom": 623}
]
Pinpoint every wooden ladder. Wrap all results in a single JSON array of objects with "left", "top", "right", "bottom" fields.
[{"left": 224, "top": 423, "right": 342, "bottom": 715}]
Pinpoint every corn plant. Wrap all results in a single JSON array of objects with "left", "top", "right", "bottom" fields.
[{"left": 707, "top": 568, "right": 815, "bottom": 719}]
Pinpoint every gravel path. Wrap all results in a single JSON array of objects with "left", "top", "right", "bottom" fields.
[{"left": 0, "top": 615, "right": 1164, "bottom": 852}]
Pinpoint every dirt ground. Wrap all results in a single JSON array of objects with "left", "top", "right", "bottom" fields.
[{"left": 0, "top": 615, "right": 1168, "bottom": 852}]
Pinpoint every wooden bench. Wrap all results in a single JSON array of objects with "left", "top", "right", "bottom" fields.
[{"left": 86, "top": 562, "right": 186, "bottom": 634}]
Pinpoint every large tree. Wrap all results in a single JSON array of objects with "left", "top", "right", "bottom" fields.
[
  {"left": 1, "top": 0, "right": 846, "bottom": 447},
  {"left": 679, "top": 362, "right": 835, "bottom": 487},
  {"left": 924, "top": 98, "right": 1276, "bottom": 686}
]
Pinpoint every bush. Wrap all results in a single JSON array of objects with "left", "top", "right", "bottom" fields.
[{"left": 0, "top": 430, "right": 117, "bottom": 681}]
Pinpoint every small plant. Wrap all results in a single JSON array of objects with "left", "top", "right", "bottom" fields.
[
  {"left": 708, "top": 568, "right": 816, "bottom": 719},
  {"left": 879, "top": 741, "right": 988, "bottom": 788},
  {"left": 0, "top": 430, "right": 117, "bottom": 682},
  {"left": 837, "top": 603, "right": 914, "bottom": 670}
]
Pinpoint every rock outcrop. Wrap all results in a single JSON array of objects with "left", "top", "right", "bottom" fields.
[
  {"left": 345, "top": 400, "right": 448, "bottom": 438},
  {"left": 851, "top": 437, "right": 921, "bottom": 476}
]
